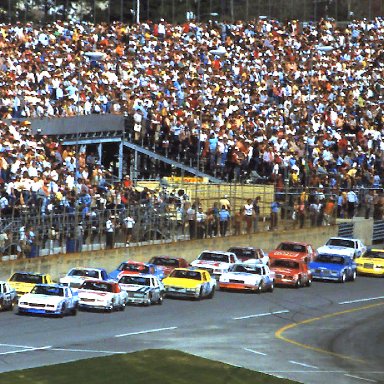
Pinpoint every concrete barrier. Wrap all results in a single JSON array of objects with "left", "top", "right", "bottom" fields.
[{"left": 0, "top": 225, "right": 337, "bottom": 281}]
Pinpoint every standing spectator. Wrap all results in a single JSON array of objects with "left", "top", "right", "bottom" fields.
[
  {"left": 323, "top": 197, "right": 336, "bottom": 225},
  {"left": 347, "top": 189, "right": 359, "bottom": 219},
  {"left": 253, "top": 196, "right": 261, "bottom": 232},
  {"left": 364, "top": 191, "right": 374, "bottom": 219},
  {"left": 233, "top": 208, "right": 243, "bottom": 236},
  {"left": 219, "top": 205, "right": 231, "bottom": 237},
  {"left": 123, "top": 215, "right": 135, "bottom": 246},
  {"left": 186, "top": 203, "right": 196, "bottom": 240},
  {"left": 243, "top": 199, "right": 255, "bottom": 234},
  {"left": 270, "top": 200, "right": 280, "bottom": 230},
  {"left": 196, "top": 207, "right": 207, "bottom": 239},
  {"left": 105, "top": 215, "right": 115, "bottom": 249}
]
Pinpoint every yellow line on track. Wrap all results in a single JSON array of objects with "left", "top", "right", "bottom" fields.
[{"left": 275, "top": 302, "right": 384, "bottom": 363}]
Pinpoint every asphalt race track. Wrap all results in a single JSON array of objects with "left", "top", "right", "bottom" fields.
[{"left": 0, "top": 276, "right": 383, "bottom": 384}]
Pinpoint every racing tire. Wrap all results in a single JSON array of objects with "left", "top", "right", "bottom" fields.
[
  {"left": 119, "top": 302, "right": 126, "bottom": 311},
  {"left": 295, "top": 278, "right": 302, "bottom": 289},
  {"left": 350, "top": 270, "right": 357, "bottom": 282},
  {"left": 157, "top": 293, "right": 164, "bottom": 305},
  {"left": 0, "top": 301, "right": 4, "bottom": 311},
  {"left": 268, "top": 281, "right": 274, "bottom": 293},
  {"left": 195, "top": 287, "right": 204, "bottom": 301},
  {"left": 59, "top": 304, "right": 66, "bottom": 318},
  {"left": 306, "top": 278, "right": 312, "bottom": 287},
  {"left": 207, "top": 287, "right": 215, "bottom": 299},
  {"left": 70, "top": 307, "right": 77, "bottom": 316},
  {"left": 340, "top": 273, "right": 347, "bottom": 283},
  {"left": 256, "top": 282, "right": 264, "bottom": 294}
]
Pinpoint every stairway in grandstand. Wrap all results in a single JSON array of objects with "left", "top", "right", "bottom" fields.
[{"left": 32, "top": 115, "right": 222, "bottom": 183}]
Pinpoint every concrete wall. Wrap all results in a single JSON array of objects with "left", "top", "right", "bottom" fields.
[{"left": 0, "top": 225, "right": 337, "bottom": 281}]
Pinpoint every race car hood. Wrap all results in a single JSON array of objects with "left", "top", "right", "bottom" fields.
[
  {"left": 9, "top": 282, "right": 35, "bottom": 294},
  {"left": 220, "top": 272, "right": 262, "bottom": 283},
  {"left": 317, "top": 245, "right": 355, "bottom": 257},
  {"left": 309, "top": 261, "right": 345, "bottom": 272},
  {"left": 19, "top": 293, "right": 63, "bottom": 305},
  {"left": 162, "top": 277, "right": 201, "bottom": 289},
  {"left": 190, "top": 260, "right": 230, "bottom": 269},
  {"left": 78, "top": 290, "right": 113, "bottom": 300},
  {"left": 269, "top": 250, "right": 305, "bottom": 258},
  {"left": 119, "top": 284, "right": 151, "bottom": 294},
  {"left": 270, "top": 267, "right": 299, "bottom": 277}
]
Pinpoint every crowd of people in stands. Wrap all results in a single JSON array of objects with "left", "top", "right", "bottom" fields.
[{"left": 0, "top": 16, "right": 384, "bottom": 255}]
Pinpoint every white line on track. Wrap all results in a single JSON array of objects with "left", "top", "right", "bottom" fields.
[
  {"left": 243, "top": 348, "right": 267, "bottom": 356},
  {"left": 115, "top": 326, "right": 177, "bottom": 338},
  {"left": 0, "top": 346, "right": 51, "bottom": 356},
  {"left": 51, "top": 348, "right": 127, "bottom": 354},
  {"left": 0, "top": 344, "right": 36, "bottom": 349},
  {"left": 339, "top": 296, "right": 384, "bottom": 305},
  {"left": 344, "top": 374, "right": 377, "bottom": 382},
  {"left": 289, "top": 360, "right": 319, "bottom": 369},
  {"left": 233, "top": 310, "right": 289, "bottom": 320}
]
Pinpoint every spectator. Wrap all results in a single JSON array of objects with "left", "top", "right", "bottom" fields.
[{"left": 219, "top": 205, "right": 231, "bottom": 237}]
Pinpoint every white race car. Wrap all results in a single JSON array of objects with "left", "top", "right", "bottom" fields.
[
  {"left": 59, "top": 267, "right": 109, "bottom": 290},
  {"left": 118, "top": 273, "right": 164, "bottom": 306},
  {"left": 219, "top": 263, "right": 275, "bottom": 293},
  {"left": 190, "top": 250, "right": 241, "bottom": 279},
  {"left": 18, "top": 284, "right": 78, "bottom": 317},
  {"left": 78, "top": 280, "right": 128, "bottom": 312},
  {"left": 317, "top": 237, "right": 367, "bottom": 259}
]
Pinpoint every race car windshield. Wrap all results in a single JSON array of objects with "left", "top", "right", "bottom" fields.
[
  {"left": 32, "top": 286, "right": 64, "bottom": 296},
  {"left": 365, "top": 251, "right": 384, "bottom": 259},
  {"left": 277, "top": 243, "right": 306, "bottom": 253},
  {"left": 232, "top": 265, "right": 262, "bottom": 274},
  {"left": 150, "top": 257, "right": 178, "bottom": 266},
  {"left": 228, "top": 248, "right": 255, "bottom": 260},
  {"left": 272, "top": 260, "right": 299, "bottom": 269},
  {"left": 81, "top": 282, "right": 113, "bottom": 292},
  {"left": 170, "top": 270, "right": 202, "bottom": 280},
  {"left": 69, "top": 269, "right": 100, "bottom": 278},
  {"left": 119, "top": 276, "right": 150, "bottom": 286},
  {"left": 121, "top": 263, "right": 149, "bottom": 273},
  {"left": 9, "top": 273, "right": 43, "bottom": 284},
  {"left": 326, "top": 239, "right": 354, "bottom": 248},
  {"left": 316, "top": 254, "right": 345, "bottom": 264},
  {"left": 198, "top": 252, "right": 229, "bottom": 262}
]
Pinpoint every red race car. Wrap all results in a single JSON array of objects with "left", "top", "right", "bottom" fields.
[
  {"left": 268, "top": 241, "right": 316, "bottom": 264},
  {"left": 148, "top": 256, "right": 189, "bottom": 277},
  {"left": 270, "top": 257, "right": 312, "bottom": 288}
]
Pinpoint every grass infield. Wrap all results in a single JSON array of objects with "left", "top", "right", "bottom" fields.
[{"left": 0, "top": 349, "right": 300, "bottom": 384}]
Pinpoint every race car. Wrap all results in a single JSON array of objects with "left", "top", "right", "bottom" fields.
[
  {"left": 219, "top": 263, "right": 275, "bottom": 293},
  {"left": 0, "top": 281, "right": 17, "bottom": 311},
  {"left": 109, "top": 260, "right": 165, "bottom": 281},
  {"left": 78, "top": 280, "right": 128, "bottom": 312},
  {"left": 269, "top": 241, "right": 316, "bottom": 264},
  {"left": 59, "top": 267, "right": 109, "bottom": 290},
  {"left": 163, "top": 268, "right": 216, "bottom": 300},
  {"left": 8, "top": 272, "right": 54, "bottom": 297},
  {"left": 18, "top": 284, "right": 78, "bottom": 317},
  {"left": 118, "top": 273, "right": 165, "bottom": 305},
  {"left": 317, "top": 237, "right": 367, "bottom": 259},
  {"left": 190, "top": 250, "right": 241, "bottom": 279},
  {"left": 227, "top": 247, "right": 269, "bottom": 265},
  {"left": 148, "top": 256, "right": 189, "bottom": 277},
  {"left": 270, "top": 258, "right": 312, "bottom": 288},
  {"left": 355, "top": 248, "right": 384, "bottom": 276},
  {"left": 309, "top": 252, "right": 357, "bottom": 283}
]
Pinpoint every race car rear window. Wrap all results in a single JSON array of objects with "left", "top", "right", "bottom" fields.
[
  {"left": 277, "top": 243, "right": 306, "bottom": 253},
  {"left": 9, "top": 273, "right": 43, "bottom": 284},
  {"left": 326, "top": 239, "right": 354, "bottom": 248},
  {"left": 198, "top": 252, "right": 229, "bottom": 262}
]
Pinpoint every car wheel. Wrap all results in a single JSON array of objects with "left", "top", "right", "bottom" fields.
[
  {"left": 207, "top": 286, "right": 215, "bottom": 299},
  {"left": 306, "top": 278, "right": 312, "bottom": 287},
  {"left": 157, "top": 293, "right": 164, "bottom": 305},
  {"left": 195, "top": 287, "right": 203, "bottom": 300},
  {"left": 119, "top": 302, "right": 126, "bottom": 311},
  {"left": 268, "top": 281, "right": 274, "bottom": 293},
  {"left": 295, "top": 278, "right": 302, "bottom": 289},
  {"left": 350, "top": 270, "right": 357, "bottom": 282},
  {"left": 70, "top": 306, "right": 77, "bottom": 316},
  {"left": 0, "top": 301, "right": 4, "bottom": 311},
  {"left": 256, "top": 282, "right": 264, "bottom": 293},
  {"left": 340, "top": 272, "right": 346, "bottom": 283},
  {"left": 59, "top": 304, "right": 66, "bottom": 318}
]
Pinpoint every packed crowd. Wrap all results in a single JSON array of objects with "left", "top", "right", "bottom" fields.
[{"left": 0, "top": 17, "right": 383, "bottom": 189}]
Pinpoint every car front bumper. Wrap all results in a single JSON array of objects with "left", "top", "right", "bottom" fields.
[
  {"left": 219, "top": 282, "right": 258, "bottom": 291},
  {"left": 18, "top": 307, "right": 61, "bottom": 315}
]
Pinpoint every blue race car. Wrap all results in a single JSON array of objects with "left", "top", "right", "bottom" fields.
[{"left": 309, "top": 253, "right": 357, "bottom": 283}]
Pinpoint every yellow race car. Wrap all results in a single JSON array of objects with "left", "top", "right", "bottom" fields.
[
  {"left": 8, "top": 272, "right": 53, "bottom": 296},
  {"left": 356, "top": 249, "right": 384, "bottom": 276},
  {"left": 162, "top": 268, "right": 216, "bottom": 300}
]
